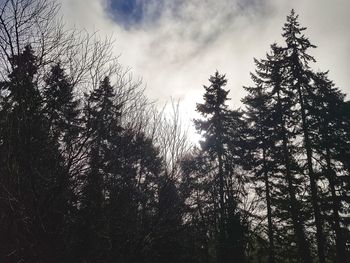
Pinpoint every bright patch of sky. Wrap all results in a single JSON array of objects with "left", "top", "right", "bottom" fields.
[{"left": 60, "top": 0, "right": 350, "bottom": 142}]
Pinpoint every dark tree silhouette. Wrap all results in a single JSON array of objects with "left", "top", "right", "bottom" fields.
[
  {"left": 194, "top": 71, "right": 247, "bottom": 263},
  {"left": 242, "top": 79, "right": 277, "bottom": 263},
  {"left": 281, "top": 10, "right": 326, "bottom": 263},
  {"left": 245, "top": 43, "right": 313, "bottom": 263},
  {"left": 0, "top": 4, "right": 349, "bottom": 263},
  {"left": 307, "top": 71, "right": 349, "bottom": 263},
  {"left": 0, "top": 46, "right": 68, "bottom": 261}
]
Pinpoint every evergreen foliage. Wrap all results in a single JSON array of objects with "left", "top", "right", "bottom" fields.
[{"left": 0, "top": 3, "right": 349, "bottom": 263}]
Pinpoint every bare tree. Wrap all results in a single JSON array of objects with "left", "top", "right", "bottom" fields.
[
  {"left": 154, "top": 99, "right": 192, "bottom": 180},
  {"left": 0, "top": 0, "right": 60, "bottom": 73},
  {"left": 0, "top": 0, "right": 121, "bottom": 90}
]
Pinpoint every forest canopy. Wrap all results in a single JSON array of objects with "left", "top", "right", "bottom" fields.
[{"left": 0, "top": 1, "right": 349, "bottom": 263}]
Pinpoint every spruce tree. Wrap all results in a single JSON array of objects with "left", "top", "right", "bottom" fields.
[
  {"left": 79, "top": 76, "right": 121, "bottom": 261},
  {"left": 247, "top": 44, "right": 313, "bottom": 263},
  {"left": 0, "top": 45, "right": 65, "bottom": 261},
  {"left": 242, "top": 79, "right": 277, "bottom": 263},
  {"left": 194, "top": 71, "right": 247, "bottom": 263},
  {"left": 281, "top": 10, "right": 326, "bottom": 263},
  {"left": 105, "top": 129, "right": 163, "bottom": 262},
  {"left": 44, "top": 63, "right": 80, "bottom": 147},
  {"left": 42, "top": 64, "right": 81, "bottom": 254},
  {"left": 308, "top": 71, "right": 348, "bottom": 262}
]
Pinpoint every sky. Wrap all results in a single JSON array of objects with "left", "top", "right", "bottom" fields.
[{"left": 59, "top": 0, "right": 350, "bottom": 140}]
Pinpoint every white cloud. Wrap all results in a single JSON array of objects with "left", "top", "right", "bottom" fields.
[{"left": 59, "top": 0, "right": 350, "bottom": 139}]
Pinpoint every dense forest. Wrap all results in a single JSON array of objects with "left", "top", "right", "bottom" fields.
[{"left": 0, "top": 1, "right": 349, "bottom": 262}]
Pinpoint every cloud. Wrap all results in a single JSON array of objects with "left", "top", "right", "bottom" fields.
[{"left": 59, "top": 0, "right": 350, "bottom": 139}]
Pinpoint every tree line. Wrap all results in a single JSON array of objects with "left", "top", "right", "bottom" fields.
[{"left": 0, "top": 1, "right": 348, "bottom": 262}]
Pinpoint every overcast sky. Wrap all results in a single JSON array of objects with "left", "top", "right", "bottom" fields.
[{"left": 59, "top": 0, "right": 350, "bottom": 138}]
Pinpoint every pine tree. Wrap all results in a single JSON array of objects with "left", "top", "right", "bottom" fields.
[
  {"left": 44, "top": 63, "right": 80, "bottom": 147},
  {"left": 79, "top": 76, "right": 122, "bottom": 261},
  {"left": 242, "top": 79, "right": 277, "bottom": 263},
  {"left": 247, "top": 44, "right": 313, "bottom": 263},
  {"left": 0, "top": 45, "right": 65, "bottom": 261},
  {"left": 153, "top": 179, "right": 184, "bottom": 263},
  {"left": 281, "top": 10, "right": 326, "bottom": 263},
  {"left": 307, "top": 71, "right": 348, "bottom": 262},
  {"left": 105, "top": 129, "right": 163, "bottom": 262},
  {"left": 194, "top": 71, "right": 247, "bottom": 263}
]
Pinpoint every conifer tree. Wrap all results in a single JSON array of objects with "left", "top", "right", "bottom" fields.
[
  {"left": 281, "top": 11, "right": 326, "bottom": 263},
  {"left": 0, "top": 45, "right": 66, "bottom": 261},
  {"left": 154, "top": 179, "right": 184, "bottom": 263},
  {"left": 104, "top": 129, "right": 163, "bottom": 262},
  {"left": 307, "top": 71, "right": 348, "bottom": 262},
  {"left": 242, "top": 80, "right": 276, "bottom": 263},
  {"left": 42, "top": 64, "right": 81, "bottom": 246},
  {"left": 194, "top": 71, "right": 247, "bottom": 263},
  {"left": 79, "top": 76, "right": 122, "bottom": 261},
  {"left": 44, "top": 63, "right": 80, "bottom": 147},
  {"left": 246, "top": 44, "right": 313, "bottom": 263}
]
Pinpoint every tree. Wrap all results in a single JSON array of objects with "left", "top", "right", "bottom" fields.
[
  {"left": 246, "top": 43, "right": 313, "bottom": 263},
  {"left": 0, "top": 0, "right": 121, "bottom": 89},
  {"left": 153, "top": 179, "right": 184, "bottom": 263},
  {"left": 281, "top": 10, "right": 326, "bottom": 263},
  {"left": 75, "top": 76, "right": 121, "bottom": 261},
  {"left": 242, "top": 10, "right": 350, "bottom": 262},
  {"left": 242, "top": 80, "right": 277, "bottom": 263},
  {"left": 43, "top": 63, "right": 80, "bottom": 145},
  {"left": 307, "top": 71, "right": 349, "bottom": 263},
  {"left": 194, "top": 71, "right": 247, "bottom": 263},
  {"left": 0, "top": 45, "right": 67, "bottom": 261}
]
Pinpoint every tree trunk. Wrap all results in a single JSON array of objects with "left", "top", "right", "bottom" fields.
[
  {"left": 297, "top": 85, "right": 326, "bottom": 263},
  {"left": 262, "top": 147, "right": 275, "bottom": 263},
  {"left": 216, "top": 108, "right": 226, "bottom": 263},
  {"left": 263, "top": 149, "right": 275, "bottom": 263},
  {"left": 277, "top": 90, "right": 313, "bottom": 263},
  {"left": 323, "top": 123, "right": 346, "bottom": 263}
]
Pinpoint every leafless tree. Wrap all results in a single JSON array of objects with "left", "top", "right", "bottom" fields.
[
  {"left": 0, "top": 0, "right": 121, "bottom": 90},
  {"left": 152, "top": 99, "right": 192, "bottom": 180}
]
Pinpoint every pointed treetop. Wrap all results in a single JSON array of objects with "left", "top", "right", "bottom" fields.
[
  {"left": 282, "top": 9, "right": 316, "bottom": 50},
  {"left": 196, "top": 71, "right": 230, "bottom": 117},
  {"left": 9, "top": 45, "right": 37, "bottom": 79}
]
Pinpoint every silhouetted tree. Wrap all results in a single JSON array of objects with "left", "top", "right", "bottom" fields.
[
  {"left": 153, "top": 179, "right": 184, "bottom": 263},
  {"left": 242, "top": 81, "right": 277, "bottom": 263},
  {"left": 1, "top": 5, "right": 349, "bottom": 263},
  {"left": 281, "top": 10, "right": 326, "bottom": 263},
  {"left": 0, "top": 45, "right": 67, "bottom": 261},
  {"left": 246, "top": 43, "right": 313, "bottom": 263},
  {"left": 77, "top": 77, "right": 121, "bottom": 261},
  {"left": 44, "top": 63, "right": 81, "bottom": 145},
  {"left": 194, "top": 71, "right": 248, "bottom": 263},
  {"left": 307, "top": 71, "right": 349, "bottom": 262}
]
